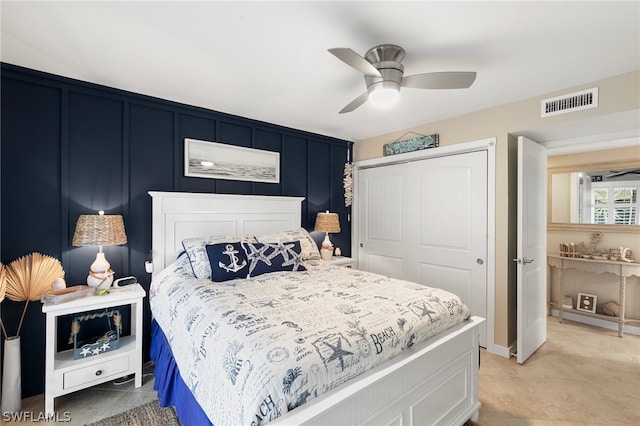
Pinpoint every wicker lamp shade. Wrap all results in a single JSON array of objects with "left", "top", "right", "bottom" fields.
[
  {"left": 72, "top": 213, "right": 127, "bottom": 247},
  {"left": 314, "top": 212, "right": 341, "bottom": 234}
]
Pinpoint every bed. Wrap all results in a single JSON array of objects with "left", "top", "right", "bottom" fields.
[{"left": 148, "top": 191, "right": 484, "bottom": 426}]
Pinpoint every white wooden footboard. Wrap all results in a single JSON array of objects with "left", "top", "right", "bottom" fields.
[{"left": 271, "top": 316, "right": 484, "bottom": 426}]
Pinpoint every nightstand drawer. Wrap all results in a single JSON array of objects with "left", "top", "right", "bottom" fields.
[{"left": 63, "top": 356, "right": 129, "bottom": 389}]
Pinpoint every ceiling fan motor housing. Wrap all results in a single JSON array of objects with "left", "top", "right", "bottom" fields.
[
  {"left": 365, "top": 45, "right": 405, "bottom": 103},
  {"left": 365, "top": 44, "right": 405, "bottom": 63}
]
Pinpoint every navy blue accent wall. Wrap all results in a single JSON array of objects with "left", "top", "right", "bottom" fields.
[{"left": 0, "top": 63, "right": 352, "bottom": 398}]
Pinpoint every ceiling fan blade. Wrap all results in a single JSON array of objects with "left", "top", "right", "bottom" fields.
[
  {"left": 339, "top": 92, "right": 369, "bottom": 114},
  {"left": 402, "top": 71, "right": 477, "bottom": 89},
  {"left": 329, "top": 48, "right": 382, "bottom": 77}
]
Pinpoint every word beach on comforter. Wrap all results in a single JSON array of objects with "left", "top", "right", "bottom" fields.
[{"left": 150, "top": 259, "right": 470, "bottom": 426}]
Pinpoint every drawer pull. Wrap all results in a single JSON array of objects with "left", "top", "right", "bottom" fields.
[{"left": 95, "top": 370, "right": 103, "bottom": 376}]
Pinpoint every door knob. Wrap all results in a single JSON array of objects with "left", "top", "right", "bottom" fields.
[{"left": 476, "top": 258, "right": 484, "bottom": 265}]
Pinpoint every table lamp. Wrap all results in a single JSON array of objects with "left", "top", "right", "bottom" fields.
[
  {"left": 72, "top": 211, "right": 127, "bottom": 290},
  {"left": 314, "top": 211, "right": 340, "bottom": 260}
]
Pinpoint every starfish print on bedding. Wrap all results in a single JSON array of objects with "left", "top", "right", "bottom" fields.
[
  {"left": 340, "top": 283, "right": 358, "bottom": 289},
  {"left": 272, "top": 242, "right": 295, "bottom": 259},
  {"left": 273, "top": 242, "right": 305, "bottom": 271},
  {"left": 411, "top": 301, "right": 436, "bottom": 322},
  {"left": 260, "top": 299, "right": 276, "bottom": 308},
  {"left": 324, "top": 337, "right": 353, "bottom": 371},
  {"left": 244, "top": 243, "right": 276, "bottom": 275},
  {"left": 281, "top": 247, "right": 305, "bottom": 270}
]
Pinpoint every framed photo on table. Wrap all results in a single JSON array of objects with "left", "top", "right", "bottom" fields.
[{"left": 576, "top": 292, "right": 597, "bottom": 313}]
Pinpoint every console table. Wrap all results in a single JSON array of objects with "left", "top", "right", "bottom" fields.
[{"left": 548, "top": 255, "right": 640, "bottom": 337}]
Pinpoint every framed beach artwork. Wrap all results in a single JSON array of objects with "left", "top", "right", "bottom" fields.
[{"left": 184, "top": 138, "right": 280, "bottom": 183}]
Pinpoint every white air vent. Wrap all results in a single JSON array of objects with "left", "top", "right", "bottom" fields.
[{"left": 541, "top": 87, "right": 598, "bottom": 117}]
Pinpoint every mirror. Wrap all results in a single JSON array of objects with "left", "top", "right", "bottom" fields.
[{"left": 548, "top": 161, "right": 640, "bottom": 232}]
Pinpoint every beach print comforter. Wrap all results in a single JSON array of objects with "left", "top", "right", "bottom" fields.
[{"left": 149, "top": 259, "right": 470, "bottom": 426}]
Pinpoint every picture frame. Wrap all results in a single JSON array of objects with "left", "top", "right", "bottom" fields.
[
  {"left": 184, "top": 138, "right": 280, "bottom": 183},
  {"left": 383, "top": 134, "right": 439, "bottom": 156},
  {"left": 576, "top": 292, "right": 597, "bottom": 313}
]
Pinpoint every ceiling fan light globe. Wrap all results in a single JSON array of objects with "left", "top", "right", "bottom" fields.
[
  {"left": 370, "top": 88, "right": 399, "bottom": 104},
  {"left": 368, "top": 81, "right": 400, "bottom": 105}
]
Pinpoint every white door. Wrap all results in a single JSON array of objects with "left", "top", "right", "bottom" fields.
[
  {"left": 357, "top": 163, "right": 407, "bottom": 278},
  {"left": 516, "top": 136, "right": 547, "bottom": 364},
  {"left": 357, "top": 150, "right": 489, "bottom": 348},
  {"left": 406, "top": 151, "right": 488, "bottom": 347}
]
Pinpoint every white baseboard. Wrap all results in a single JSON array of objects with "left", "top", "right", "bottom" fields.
[
  {"left": 487, "top": 311, "right": 639, "bottom": 360},
  {"left": 549, "top": 309, "right": 640, "bottom": 336},
  {"left": 491, "top": 341, "right": 514, "bottom": 359}
]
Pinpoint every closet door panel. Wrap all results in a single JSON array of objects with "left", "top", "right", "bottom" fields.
[
  {"left": 357, "top": 164, "right": 407, "bottom": 279},
  {"left": 406, "top": 151, "right": 487, "bottom": 346},
  {"left": 417, "top": 263, "right": 471, "bottom": 305}
]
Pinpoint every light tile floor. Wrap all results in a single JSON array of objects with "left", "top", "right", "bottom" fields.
[
  {"left": 12, "top": 317, "right": 640, "bottom": 425},
  {"left": 13, "top": 368, "right": 157, "bottom": 425},
  {"left": 476, "top": 318, "right": 640, "bottom": 425}
]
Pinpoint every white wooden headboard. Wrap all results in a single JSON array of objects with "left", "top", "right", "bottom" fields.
[{"left": 148, "top": 191, "right": 304, "bottom": 276}]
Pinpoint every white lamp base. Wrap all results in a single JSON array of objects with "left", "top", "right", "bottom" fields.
[
  {"left": 87, "top": 252, "right": 114, "bottom": 290},
  {"left": 321, "top": 247, "right": 334, "bottom": 260},
  {"left": 87, "top": 271, "right": 114, "bottom": 290},
  {"left": 321, "top": 232, "right": 334, "bottom": 260}
]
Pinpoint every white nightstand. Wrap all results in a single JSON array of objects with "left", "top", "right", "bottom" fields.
[
  {"left": 325, "top": 256, "right": 356, "bottom": 268},
  {"left": 41, "top": 284, "right": 145, "bottom": 415}
]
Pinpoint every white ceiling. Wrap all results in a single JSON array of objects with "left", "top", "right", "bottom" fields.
[{"left": 2, "top": 1, "right": 639, "bottom": 144}]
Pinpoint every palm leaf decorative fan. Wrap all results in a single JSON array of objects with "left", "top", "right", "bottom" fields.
[{"left": 2, "top": 252, "right": 64, "bottom": 338}]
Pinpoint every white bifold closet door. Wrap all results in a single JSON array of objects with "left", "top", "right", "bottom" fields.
[
  {"left": 357, "top": 150, "right": 488, "bottom": 347},
  {"left": 356, "top": 162, "right": 407, "bottom": 278}
]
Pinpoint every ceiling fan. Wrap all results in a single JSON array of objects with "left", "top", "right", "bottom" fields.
[
  {"left": 606, "top": 169, "right": 640, "bottom": 178},
  {"left": 328, "top": 44, "right": 477, "bottom": 114}
]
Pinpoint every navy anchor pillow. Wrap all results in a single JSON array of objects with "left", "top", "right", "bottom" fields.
[
  {"left": 241, "top": 240, "right": 307, "bottom": 278},
  {"left": 206, "top": 242, "right": 249, "bottom": 282}
]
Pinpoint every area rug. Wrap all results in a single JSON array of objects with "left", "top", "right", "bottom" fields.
[{"left": 85, "top": 399, "right": 180, "bottom": 426}]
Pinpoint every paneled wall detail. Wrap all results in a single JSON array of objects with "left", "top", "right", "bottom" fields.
[{"left": 0, "top": 63, "right": 352, "bottom": 398}]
